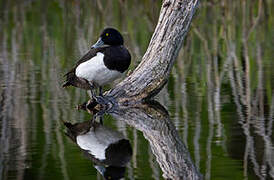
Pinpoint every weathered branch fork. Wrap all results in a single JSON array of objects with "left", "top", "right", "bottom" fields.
[{"left": 103, "top": 0, "right": 199, "bottom": 106}]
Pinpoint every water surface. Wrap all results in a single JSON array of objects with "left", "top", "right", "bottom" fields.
[{"left": 0, "top": 0, "right": 273, "bottom": 180}]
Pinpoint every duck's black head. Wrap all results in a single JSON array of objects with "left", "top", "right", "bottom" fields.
[{"left": 92, "top": 28, "right": 124, "bottom": 48}]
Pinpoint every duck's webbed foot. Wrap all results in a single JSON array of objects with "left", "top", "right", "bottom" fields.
[{"left": 94, "top": 95, "right": 109, "bottom": 105}]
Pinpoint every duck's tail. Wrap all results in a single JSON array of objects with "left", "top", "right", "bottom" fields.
[
  {"left": 62, "top": 71, "right": 74, "bottom": 88},
  {"left": 63, "top": 121, "right": 92, "bottom": 139},
  {"left": 62, "top": 81, "right": 71, "bottom": 88},
  {"left": 62, "top": 70, "right": 92, "bottom": 90}
]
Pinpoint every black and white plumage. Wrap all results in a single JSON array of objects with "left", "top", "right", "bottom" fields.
[
  {"left": 63, "top": 28, "right": 131, "bottom": 97},
  {"left": 64, "top": 121, "right": 132, "bottom": 180}
]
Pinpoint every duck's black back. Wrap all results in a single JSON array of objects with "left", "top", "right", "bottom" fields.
[{"left": 102, "top": 46, "right": 131, "bottom": 73}]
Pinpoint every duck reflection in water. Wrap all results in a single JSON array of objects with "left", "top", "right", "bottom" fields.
[
  {"left": 68, "top": 100, "right": 201, "bottom": 179},
  {"left": 64, "top": 120, "right": 132, "bottom": 180}
]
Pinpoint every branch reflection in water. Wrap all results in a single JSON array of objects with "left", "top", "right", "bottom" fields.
[
  {"left": 64, "top": 120, "right": 132, "bottom": 180},
  {"left": 109, "top": 101, "right": 201, "bottom": 180}
]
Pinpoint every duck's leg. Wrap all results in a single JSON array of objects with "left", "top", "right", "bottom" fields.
[
  {"left": 88, "top": 82, "right": 97, "bottom": 99},
  {"left": 99, "top": 86, "right": 103, "bottom": 96},
  {"left": 87, "top": 82, "right": 108, "bottom": 105},
  {"left": 99, "top": 116, "right": 103, "bottom": 125},
  {"left": 90, "top": 115, "right": 97, "bottom": 131},
  {"left": 87, "top": 90, "right": 94, "bottom": 99},
  {"left": 91, "top": 112, "right": 104, "bottom": 131},
  {"left": 88, "top": 86, "right": 105, "bottom": 104}
]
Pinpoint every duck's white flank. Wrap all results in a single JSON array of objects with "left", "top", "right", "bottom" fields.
[
  {"left": 76, "top": 131, "right": 107, "bottom": 160},
  {"left": 75, "top": 52, "right": 122, "bottom": 86},
  {"left": 76, "top": 127, "right": 123, "bottom": 160}
]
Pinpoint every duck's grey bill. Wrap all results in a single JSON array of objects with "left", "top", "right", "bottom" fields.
[{"left": 91, "top": 38, "right": 104, "bottom": 48}]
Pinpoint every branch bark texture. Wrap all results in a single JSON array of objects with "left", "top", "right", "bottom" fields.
[
  {"left": 107, "top": 0, "right": 199, "bottom": 104},
  {"left": 111, "top": 102, "right": 201, "bottom": 179}
]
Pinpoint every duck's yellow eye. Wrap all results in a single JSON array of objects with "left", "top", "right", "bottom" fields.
[{"left": 106, "top": 33, "right": 109, "bottom": 36}]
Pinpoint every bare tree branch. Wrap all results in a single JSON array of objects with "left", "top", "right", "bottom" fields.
[{"left": 106, "top": 0, "right": 199, "bottom": 104}]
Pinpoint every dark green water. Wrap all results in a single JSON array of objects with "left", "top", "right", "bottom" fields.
[{"left": 0, "top": 0, "right": 273, "bottom": 180}]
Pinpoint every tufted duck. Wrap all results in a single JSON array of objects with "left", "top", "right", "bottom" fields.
[{"left": 63, "top": 28, "right": 131, "bottom": 99}]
